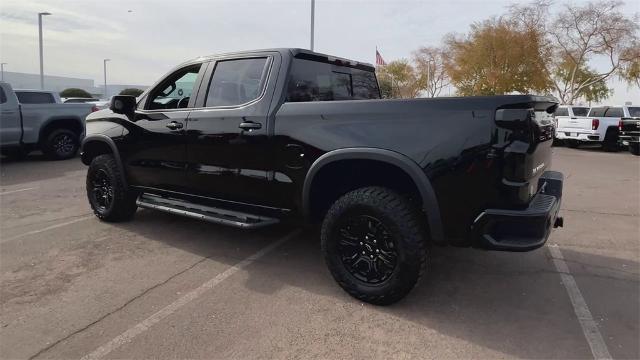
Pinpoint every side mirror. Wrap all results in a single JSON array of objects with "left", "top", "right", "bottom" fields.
[{"left": 110, "top": 95, "right": 136, "bottom": 118}]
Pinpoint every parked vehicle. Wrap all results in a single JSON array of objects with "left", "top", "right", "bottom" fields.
[
  {"left": 618, "top": 107, "right": 640, "bottom": 155},
  {"left": 555, "top": 105, "right": 630, "bottom": 151},
  {"left": 80, "top": 48, "right": 564, "bottom": 305},
  {"left": 14, "top": 89, "right": 61, "bottom": 104},
  {"left": 0, "top": 82, "right": 96, "bottom": 160},
  {"left": 63, "top": 97, "right": 100, "bottom": 103}
]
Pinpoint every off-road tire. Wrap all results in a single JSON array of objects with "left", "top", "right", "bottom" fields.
[
  {"left": 602, "top": 129, "right": 619, "bottom": 152},
  {"left": 42, "top": 128, "right": 79, "bottom": 160},
  {"left": 321, "top": 186, "right": 428, "bottom": 305},
  {"left": 87, "top": 154, "right": 137, "bottom": 222}
]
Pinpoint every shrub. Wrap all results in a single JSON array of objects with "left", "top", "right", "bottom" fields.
[{"left": 60, "top": 88, "right": 92, "bottom": 98}]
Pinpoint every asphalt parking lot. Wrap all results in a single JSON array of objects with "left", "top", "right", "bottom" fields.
[{"left": 0, "top": 147, "right": 638, "bottom": 360}]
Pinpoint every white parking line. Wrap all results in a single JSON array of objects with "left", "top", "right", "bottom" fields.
[
  {"left": 81, "top": 228, "right": 302, "bottom": 360},
  {"left": 1, "top": 215, "right": 95, "bottom": 243},
  {"left": 0, "top": 187, "right": 37, "bottom": 196},
  {"left": 548, "top": 245, "right": 612, "bottom": 360}
]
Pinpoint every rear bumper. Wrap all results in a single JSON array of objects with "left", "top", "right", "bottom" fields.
[
  {"left": 555, "top": 129, "right": 600, "bottom": 142},
  {"left": 619, "top": 134, "right": 639, "bottom": 145},
  {"left": 472, "top": 171, "right": 564, "bottom": 252}
]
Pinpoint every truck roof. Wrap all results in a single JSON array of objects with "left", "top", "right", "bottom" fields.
[{"left": 193, "top": 48, "right": 376, "bottom": 72}]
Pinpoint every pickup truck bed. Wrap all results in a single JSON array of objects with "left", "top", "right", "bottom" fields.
[{"left": 80, "top": 48, "right": 564, "bottom": 304}]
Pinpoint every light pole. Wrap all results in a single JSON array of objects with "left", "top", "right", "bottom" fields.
[
  {"left": 103, "top": 59, "right": 110, "bottom": 100},
  {"left": 426, "top": 59, "right": 435, "bottom": 97},
  {"left": 310, "top": 0, "right": 315, "bottom": 51},
  {"left": 1, "top": 63, "right": 6, "bottom": 82},
  {"left": 38, "top": 12, "right": 52, "bottom": 89}
]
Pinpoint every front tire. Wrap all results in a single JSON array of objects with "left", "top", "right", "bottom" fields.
[
  {"left": 43, "top": 129, "right": 79, "bottom": 160},
  {"left": 87, "top": 154, "right": 137, "bottom": 222},
  {"left": 321, "top": 186, "right": 427, "bottom": 305}
]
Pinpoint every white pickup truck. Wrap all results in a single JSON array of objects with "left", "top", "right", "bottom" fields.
[
  {"left": 0, "top": 82, "right": 96, "bottom": 160},
  {"left": 555, "top": 105, "right": 628, "bottom": 151}
]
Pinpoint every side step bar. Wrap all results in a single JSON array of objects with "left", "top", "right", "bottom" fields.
[{"left": 136, "top": 193, "right": 280, "bottom": 229}]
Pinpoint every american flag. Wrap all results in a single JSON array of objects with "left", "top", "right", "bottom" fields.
[{"left": 376, "top": 49, "right": 386, "bottom": 66}]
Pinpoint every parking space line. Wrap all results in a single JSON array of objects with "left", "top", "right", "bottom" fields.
[
  {"left": 80, "top": 228, "right": 302, "bottom": 360},
  {"left": 548, "top": 245, "right": 612, "bottom": 360},
  {"left": 1, "top": 215, "right": 95, "bottom": 243},
  {"left": 0, "top": 187, "right": 37, "bottom": 196}
]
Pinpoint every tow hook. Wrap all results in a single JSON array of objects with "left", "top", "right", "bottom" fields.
[{"left": 554, "top": 216, "right": 564, "bottom": 228}]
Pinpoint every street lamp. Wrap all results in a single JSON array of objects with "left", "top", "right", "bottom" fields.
[
  {"left": 1, "top": 63, "right": 6, "bottom": 82},
  {"left": 310, "top": 0, "right": 315, "bottom": 51},
  {"left": 38, "top": 12, "right": 52, "bottom": 89},
  {"left": 103, "top": 59, "right": 110, "bottom": 100}
]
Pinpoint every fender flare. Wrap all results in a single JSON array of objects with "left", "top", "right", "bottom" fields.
[
  {"left": 302, "top": 148, "right": 444, "bottom": 243},
  {"left": 81, "top": 134, "right": 128, "bottom": 188},
  {"left": 38, "top": 116, "right": 85, "bottom": 143}
]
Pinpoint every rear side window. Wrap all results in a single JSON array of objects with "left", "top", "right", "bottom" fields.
[
  {"left": 572, "top": 107, "right": 589, "bottom": 116},
  {"left": 554, "top": 107, "right": 568, "bottom": 117},
  {"left": 0, "top": 87, "right": 6, "bottom": 104},
  {"left": 15, "top": 91, "right": 55, "bottom": 104},
  {"left": 604, "top": 107, "right": 623, "bottom": 118},
  {"left": 205, "top": 57, "right": 270, "bottom": 107},
  {"left": 287, "top": 59, "right": 380, "bottom": 102},
  {"left": 628, "top": 107, "right": 640, "bottom": 117},
  {"left": 589, "top": 107, "right": 606, "bottom": 117}
]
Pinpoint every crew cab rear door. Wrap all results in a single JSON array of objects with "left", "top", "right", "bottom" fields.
[
  {"left": 0, "top": 84, "right": 22, "bottom": 146},
  {"left": 185, "top": 52, "right": 281, "bottom": 207}
]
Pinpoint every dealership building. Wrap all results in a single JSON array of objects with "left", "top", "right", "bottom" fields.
[{"left": 1, "top": 71, "right": 147, "bottom": 99}]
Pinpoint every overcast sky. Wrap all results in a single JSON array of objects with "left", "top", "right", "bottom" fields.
[{"left": 0, "top": 0, "right": 638, "bottom": 104}]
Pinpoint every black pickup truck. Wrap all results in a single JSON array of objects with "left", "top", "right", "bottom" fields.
[{"left": 81, "top": 48, "right": 564, "bottom": 305}]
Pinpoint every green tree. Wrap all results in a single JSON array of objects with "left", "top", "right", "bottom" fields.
[
  {"left": 119, "top": 88, "right": 144, "bottom": 97},
  {"left": 554, "top": 56, "right": 611, "bottom": 103},
  {"left": 376, "top": 59, "right": 422, "bottom": 98},
  {"left": 60, "top": 88, "right": 92, "bottom": 98},
  {"left": 443, "top": 17, "right": 552, "bottom": 96}
]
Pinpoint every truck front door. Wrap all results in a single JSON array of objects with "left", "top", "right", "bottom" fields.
[
  {"left": 185, "top": 53, "right": 282, "bottom": 208},
  {"left": 122, "top": 63, "right": 206, "bottom": 193},
  {"left": 0, "top": 85, "right": 22, "bottom": 147}
]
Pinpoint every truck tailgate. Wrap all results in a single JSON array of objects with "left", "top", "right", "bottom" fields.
[{"left": 557, "top": 116, "right": 591, "bottom": 130}]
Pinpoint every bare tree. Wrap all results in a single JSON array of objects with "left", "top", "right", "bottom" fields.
[
  {"left": 548, "top": 1, "right": 639, "bottom": 104},
  {"left": 412, "top": 47, "right": 450, "bottom": 97}
]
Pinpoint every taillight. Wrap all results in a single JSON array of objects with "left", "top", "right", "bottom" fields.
[
  {"left": 91, "top": 105, "right": 99, "bottom": 112},
  {"left": 591, "top": 119, "right": 599, "bottom": 130},
  {"left": 618, "top": 120, "right": 623, "bottom": 131}
]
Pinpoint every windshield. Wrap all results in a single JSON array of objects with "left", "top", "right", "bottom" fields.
[{"left": 628, "top": 107, "right": 640, "bottom": 118}]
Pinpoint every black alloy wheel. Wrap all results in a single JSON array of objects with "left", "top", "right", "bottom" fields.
[
  {"left": 337, "top": 214, "right": 398, "bottom": 284},
  {"left": 89, "top": 169, "right": 114, "bottom": 213}
]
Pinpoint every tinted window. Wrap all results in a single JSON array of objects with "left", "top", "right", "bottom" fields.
[
  {"left": 205, "top": 58, "right": 269, "bottom": 107},
  {"left": 604, "top": 107, "right": 623, "bottom": 118},
  {"left": 0, "top": 87, "right": 6, "bottom": 104},
  {"left": 572, "top": 107, "right": 589, "bottom": 116},
  {"left": 287, "top": 58, "right": 380, "bottom": 102},
  {"left": 628, "top": 107, "right": 640, "bottom": 117},
  {"left": 147, "top": 64, "right": 202, "bottom": 110},
  {"left": 15, "top": 91, "right": 55, "bottom": 104},
  {"left": 554, "top": 107, "right": 568, "bottom": 117},
  {"left": 589, "top": 107, "right": 606, "bottom": 117},
  {"left": 65, "top": 98, "right": 97, "bottom": 103}
]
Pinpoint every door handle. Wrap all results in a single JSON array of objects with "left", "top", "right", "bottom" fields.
[
  {"left": 166, "top": 121, "right": 183, "bottom": 130},
  {"left": 239, "top": 121, "right": 262, "bottom": 130}
]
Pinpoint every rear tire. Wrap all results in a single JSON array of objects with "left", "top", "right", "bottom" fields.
[
  {"left": 630, "top": 143, "right": 640, "bottom": 156},
  {"left": 321, "top": 186, "right": 427, "bottom": 305},
  {"left": 87, "top": 154, "right": 137, "bottom": 222},
  {"left": 42, "top": 129, "right": 79, "bottom": 160},
  {"left": 602, "top": 129, "right": 619, "bottom": 152}
]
